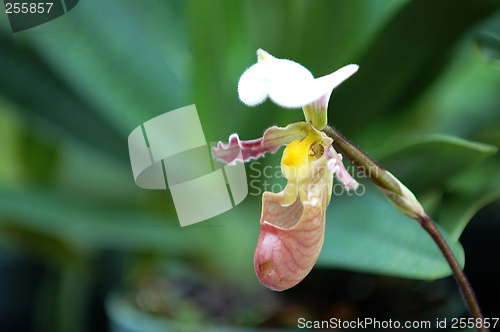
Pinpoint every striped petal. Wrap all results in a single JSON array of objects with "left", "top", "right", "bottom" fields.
[
  {"left": 254, "top": 147, "right": 333, "bottom": 291},
  {"left": 211, "top": 122, "right": 307, "bottom": 164}
]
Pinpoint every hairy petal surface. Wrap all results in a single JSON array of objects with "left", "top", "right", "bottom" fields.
[
  {"left": 325, "top": 144, "right": 359, "bottom": 190},
  {"left": 238, "top": 49, "right": 359, "bottom": 109}
]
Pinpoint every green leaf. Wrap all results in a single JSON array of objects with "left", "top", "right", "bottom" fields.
[
  {"left": 0, "top": 100, "right": 24, "bottom": 185},
  {"left": 0, "top": 0, "right": 190, "bottom": 161},
  {"left": 438, "top": 158, "right": 500, "bottom": 240},
  {"left": 438, "top": 191, "right": 500, "bottom": 243},
  {"left": 0, "top": 188, "right": 194, "bottom": 256},
  {"left": 0, "top": 33, "right": 127, "bottom": 161},
  {"left": 317, "top": 185, "right": 464, "bottom": 279},
  {"left": 475, "top": 32, "right": 500, "bottom": 62},
  {"left": 376, "top": 134, "right": 497, "bottom": 195},
  {"left": 330, "top": 0, "right": 500, "bottom": 139},
  {"left": 23, "top": 0, "right": 189, "bottom": 134}
]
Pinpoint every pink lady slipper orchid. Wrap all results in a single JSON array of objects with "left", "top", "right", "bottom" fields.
[{"left": 212, "top": 49, "right": 359, "bottom": 291}]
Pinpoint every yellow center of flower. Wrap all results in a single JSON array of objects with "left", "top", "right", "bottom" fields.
[
  {"left": 281, "top": 133, "right": 324, "bottom": 183},
  {"left": 279, "top": 132, "right": 328, "bottom": 206},
  {"left": 282, "top": 134, "right": 316, "bottom": 167}
]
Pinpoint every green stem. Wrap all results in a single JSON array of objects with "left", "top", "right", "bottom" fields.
[{"left": 322, "top": 125, "right": 487, "bottom": 332}]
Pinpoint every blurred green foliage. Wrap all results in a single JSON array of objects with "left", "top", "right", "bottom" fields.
[{"left": 1, "top": 0, "right": 500, "bottom": 329}]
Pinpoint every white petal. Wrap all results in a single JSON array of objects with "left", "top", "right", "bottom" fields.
[
  {"left": 238, "top": 63, "right": 268, "bottom": 106},
  {"left": 272, "top": 64, "right": 359, "bottom": 109},
  {"left": 238, "top": 49, "right": 359, "bottom": 109},
  {"left": 267, "top": 78, "right": 324, "bottom": 108},
  {"left": 265, "top": 62, "right": 358, "bottom": 109},
  {"left": 263, "top": 58, "right": 314, "bottom": 83},
  {"left": 238, "top": 53, "right": 315, "bottom": 108},
  {"left": 263, "top": 58, "right": 318, "bottom": 108},
  {"left": 313, "top": 64, "right": 359, "bottom": 97}
]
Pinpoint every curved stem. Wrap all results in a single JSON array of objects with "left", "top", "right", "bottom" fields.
[
  {"left": 418, "top": 215, "right": 486, "bottom": 332},
  {"left": 322, "top": 125, "right": 487, "bottom": 332}
]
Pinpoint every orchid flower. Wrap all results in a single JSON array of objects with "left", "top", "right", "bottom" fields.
[{"left": 212, "top": 49, "right": 359, "bottom": 291}]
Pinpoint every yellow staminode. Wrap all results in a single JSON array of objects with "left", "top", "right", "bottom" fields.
[
  {"left": 281, "top": 134, "right": 322, "bottom": 182},
  {"left": 282, "top": 134, "right": 318, "bottom": 167}
]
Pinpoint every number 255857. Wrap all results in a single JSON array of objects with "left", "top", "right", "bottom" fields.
[{"left": 5, "top": 3, "right": 53, "bottom": 14}]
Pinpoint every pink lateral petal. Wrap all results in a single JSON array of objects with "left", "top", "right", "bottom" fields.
[
  {"left": 325, "top": 144, "right": 359, "bottom": 190},
  {"left": 212, "top": 122, "right": 308, "bottom": 164}
]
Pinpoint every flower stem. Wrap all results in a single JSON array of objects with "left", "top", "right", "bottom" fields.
[
  {"left": 418, "top": 214, "right": 486, "bottom": 332},
  {"left": 322, "top": 125, "right": 401, "bottom": 194},
  {"left": 322, "top": 125, "right": 487, "bottom": 332}
]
